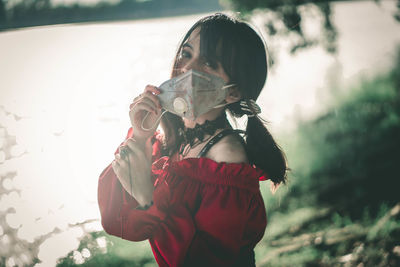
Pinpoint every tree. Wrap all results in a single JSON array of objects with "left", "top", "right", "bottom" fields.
[
  {"left": 220, "top": 0, "right": 400, "bottom": 56},
  {"left": 0, "top": 0, "right": 6, "bottom": 28}
]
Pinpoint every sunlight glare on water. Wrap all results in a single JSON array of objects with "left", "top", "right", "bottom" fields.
[{"left": 0, "top": 15, "right": 201, "bottom": 266}]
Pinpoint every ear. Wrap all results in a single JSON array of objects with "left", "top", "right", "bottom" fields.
[{"left": 225, "top": 86, "right": 242, "bottom": 104}]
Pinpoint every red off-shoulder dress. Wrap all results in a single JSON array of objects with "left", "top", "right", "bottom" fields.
[{"left": 98, "top": 128, "right": 269, "bottom": 266}]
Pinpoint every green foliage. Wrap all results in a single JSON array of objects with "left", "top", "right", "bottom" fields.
[
  {"left": 57, "top": 231, "right": 155, "bottom": 266},
  {"left": 265, "top": 207, "right": 328, "bottom": 239},
  {"left": 0, "top": 1, "right": 6, "bottom": 25},
  {"left": 255, "top": 46, "right": 400, "bottom": 266},
  {"left": 0, "top": 0, "right": 222, "bottom": 30},
  {"left": 220, "top": 0, "right": 400, "bottom": 57},
  {"left": 221, "top": 0, "right": 339, "bottom": 55},
  {"left": 264, "top": 247, "right": 320, "bottom": 267},
  {"left": 279, "top": 46, "right": 400, "bottom": 219}
]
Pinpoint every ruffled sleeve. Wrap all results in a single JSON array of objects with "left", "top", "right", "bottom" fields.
[
  {"left": 98, "top": 130, "right": 269, "bottom": 266},
  {"left": 159, "top": 158, "right": 268, "bottom": 266}
]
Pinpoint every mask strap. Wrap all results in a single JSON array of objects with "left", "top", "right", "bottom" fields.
[
  {"left": 221, "top": 83, "right": 236, "bottom": 90},
  {"left": 213, "top": 102, "right": 229, "bottom": 109},
  {"left": 213, "top": 83, "right": 236, "bottom": 109},
  {"left": 141, "top": 110, "right": 168, "bottom": 131}
]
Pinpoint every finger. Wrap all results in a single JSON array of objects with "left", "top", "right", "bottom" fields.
[
  {"left": 118, "top": 142, "right": 144, "bottom": 166},
  {"left": 121, "top": 140, "right": 143, "bottom": 165},
  {"left": 130, "top": 102, "right": 157, "bottom": 115},
  {"left": 132, "top": 93, "right": 144, "bottom": 105},
  {"left": 112, "top": 160, "right": 121, "bottom": 176},
  {"left": 144, "top": 85, "right": 161, "bottom": 95},
  {"left": 133, "top": 94, "right": 141, "bottom": 101},
  {"left": 130, "top": 92, "right": 146, "bottom": 109},
  {"left": 139, "top": 97, "right": 159, "bottom": 111},
  {"left": 115, "top": 153, "right": 129, "bottom": 169},
  {"left": 115, "top": 153, "right": 123, "bottom": 163},
  {"left": 125, "top": 139, "right": 144, "bottom": 156},
  {"left": 119, "top": 146, "right": 130, "bottom": 160},
  {"left": 112, "top": 159, "right": 119, "bottom": 168},
  {"left": 125, "top": 138, "right": 136, "bottom": 149},
  {"left": 130, "top": 85, "right": 161, "bottom": 109},
  {"left": 125, "top": 141, "right": 145, "bottom": 161},
  {"left": 131, "top": 93, "right": 160, "bottom": 112},
  {"left": 142, "top": 91, "right": 162, "bottom": 109}
]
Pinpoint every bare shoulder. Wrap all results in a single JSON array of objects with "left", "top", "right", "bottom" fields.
[{"left": 207, "top": 134, "right": 249, "bottom": 164}]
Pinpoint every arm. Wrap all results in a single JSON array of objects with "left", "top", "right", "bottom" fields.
[
  {"left": 104, "top": 84, "right": 162, "bottom": 208},
  {"left": 112, "top": 84, "right": 162, "bottom": 206},
  {"left": 112, "top": 137, "right": 154, "bottom": 207},
  {"left": 97, "top": 135, "right": 165, "bottom": 241},
  {"left": 98, "top": 154, "right": 196, "bottom": 253}
]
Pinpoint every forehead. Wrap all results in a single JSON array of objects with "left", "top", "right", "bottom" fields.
[
  {"left": 185, "top": 27, "right": 201, "bottom": 46},
  {"left": 183, "top": 26, "right": 224, "bottom": 59}
]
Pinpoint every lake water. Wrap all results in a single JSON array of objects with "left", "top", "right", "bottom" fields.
[{"left": 0, "top": 1, "right": 399, "bottom": 266}]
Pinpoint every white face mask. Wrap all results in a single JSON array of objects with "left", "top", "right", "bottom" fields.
[{"left": 158, "top": 69, "right": 235, "bottom": 120}]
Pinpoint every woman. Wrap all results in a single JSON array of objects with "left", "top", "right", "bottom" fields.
[{"left": 98, "top": 13, "right": 288, "bottom": 266}]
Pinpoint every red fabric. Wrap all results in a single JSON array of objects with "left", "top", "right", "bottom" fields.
[{"left": 98, "top": 128, "right": 269, "bottom": 266}]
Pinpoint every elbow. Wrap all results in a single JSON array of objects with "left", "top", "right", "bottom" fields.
[
  {"left": 101, "top": 216, "right": 150, "bottom": 242},
  {"left": 100, "top": 213, "right": 121, "bottom": 238}
]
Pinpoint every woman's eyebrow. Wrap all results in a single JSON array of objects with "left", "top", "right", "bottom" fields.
[{"left": 182, "top": 42, "right": 193, "bottom": 50}]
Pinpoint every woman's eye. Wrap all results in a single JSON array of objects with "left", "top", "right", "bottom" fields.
[
  {"left": 179, "top": 50, "right": 191, "bottom": 59},
  {"left": 203, "top": 60, "right": 217, "bottom": 69}
]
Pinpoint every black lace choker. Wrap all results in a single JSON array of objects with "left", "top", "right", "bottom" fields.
[{"left": 178, "top": 113, "right": 231, "bottom": 149}]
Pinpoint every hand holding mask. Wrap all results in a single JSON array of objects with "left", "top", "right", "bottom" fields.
[
  {"left": 140, "top": 70, "right": 235, "bottom": 131},
  {"left": 158, "top": 69, "right": 235, "bottom": 120}
]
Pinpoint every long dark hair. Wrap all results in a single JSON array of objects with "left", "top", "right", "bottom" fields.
[{"left": 160, "top": 13, "right": 288, "bottom": 185}]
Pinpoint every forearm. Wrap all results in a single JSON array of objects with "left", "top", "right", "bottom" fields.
[
  {"left": 115, "top": 136, "right": 154, "bottom": 207},
  {"left": 114, "top": 165, "right": 152, "bottom": 204},
  {"left": 98, "top": 161, "right": 160, "bottom": 241},
  {"left": 131, "top": 176, "right": 154, "bottom": 207}
]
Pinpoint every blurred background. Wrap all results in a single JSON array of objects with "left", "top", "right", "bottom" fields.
[{"left": 1, "top": 0, "right": 400, "bottom": 266}]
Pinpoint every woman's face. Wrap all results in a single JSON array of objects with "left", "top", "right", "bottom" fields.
[{"left": 175, "top": 27, "right": 230, "bottom": 83}]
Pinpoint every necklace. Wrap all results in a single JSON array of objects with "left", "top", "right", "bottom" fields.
[{"left": 178, "top": 113, "right": 231, "bottom": 156}]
